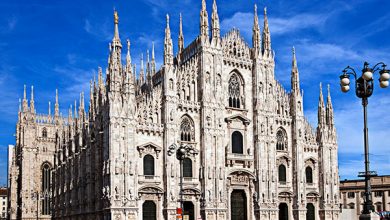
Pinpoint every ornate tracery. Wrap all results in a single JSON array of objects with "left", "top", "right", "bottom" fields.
[
  {"left": 276, "top": 128, "right": 287, "bottom": 151},
  {"left": 180, "top": 115, "right": 195, "bottom": 142},
  {"left": 228, "top": 73, "right": 243, "bottom": 108}
]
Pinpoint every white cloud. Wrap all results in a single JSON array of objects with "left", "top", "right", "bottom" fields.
[{"left": 221, "top": 12, "right": 329, "bottom": 39}]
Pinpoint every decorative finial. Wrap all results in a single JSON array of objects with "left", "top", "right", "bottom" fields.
[
  {"left": 127, "top": 39, "right": 130, "bottom": 51},
  {"left": 254, "top": 4, "right": 257, "bottom": 14},
  {"left": 166, "top": 14, "right": 170, "bottom": 28},
  {"left": 264, "top": 7, "right": 267, "bottom": 15}
]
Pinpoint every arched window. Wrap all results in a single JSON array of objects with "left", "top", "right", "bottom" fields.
[
  {"left": 41, "top": 163, "right": 51, "bottom": 215},
  {"left": 278, "top": 164, "right": 286, "bottom": 183},
  {"left": 180, "top": 115, "right": 194, "bottom": 142},
  {"left": 42, "top": 127, "right": 48, "bottom": 138},
  {"left": 228, "top": 73, "right": 242, "bottom": 108},
  {"left": 143, "top": 201, "right": 157, "bottom": 220},
  {"left": 232, "top": 131, "right": 243, "bottom": 154},
  {"left": 276, "top": 128, "right": 287, "bottom": 151},
  {"left": 144, "top": 155, "right": 155, "bottom": 176},
  {"left": 183, "top": 158, "right": 193, "bottom": 178},
  {"left": 306, "top": 166, "right": 313, "bottom": 184},
  {"left": 306, "top": 203, "right": 315, "bottom": 220}
]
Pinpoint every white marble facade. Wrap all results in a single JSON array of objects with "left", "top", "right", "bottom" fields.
[{"left": 9, "top": 1, "right": 340, "bottom": 220}]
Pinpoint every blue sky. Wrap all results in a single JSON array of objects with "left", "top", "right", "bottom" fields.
[{"left": 0, "top": 0, "right": 389, "bottom": 185}]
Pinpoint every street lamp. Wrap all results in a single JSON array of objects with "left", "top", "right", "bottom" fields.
[
  {"left": 167, "top": 143, "right": 198, "bottom": 219},
  {"left": 339, "top": 61, "right": 389, "bottom": 220}
]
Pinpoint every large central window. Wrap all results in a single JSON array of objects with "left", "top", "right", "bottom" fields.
[
  {"left": 228, "top": 73, "right": 243, "bottom": 108},
  {"left": 180, "top": 115, "right": 195, "bottom": 142}
]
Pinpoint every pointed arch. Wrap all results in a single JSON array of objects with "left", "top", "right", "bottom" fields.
[
  {"left": 276, "top": 127, "right": 287, "bottom": 151},
  {"left": 228, "top": 71, "right": 244, "bottom": 108},
  {"left": 180, "top": 115, "right": 195, "bottom": 142},
  {"left": 41, "top": 162, "right": 52, "bottom": 215}
]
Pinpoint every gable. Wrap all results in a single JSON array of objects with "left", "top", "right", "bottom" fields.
[{"left": 222, "top": 28, "right": 251, "bottom": 60}]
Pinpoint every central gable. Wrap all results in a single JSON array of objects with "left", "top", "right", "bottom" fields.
[{"left": 222, "top": 28, "right": 251, "bottom": 60}]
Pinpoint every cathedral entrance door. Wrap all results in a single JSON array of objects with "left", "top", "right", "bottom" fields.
[
  {"left": 278, "top": 203, "right": 288, "bottom": 220},
  {"left": 142, "top": 201, "right": 156, "bottom": 220},
  {"left": 306, "top": 203, "right": 315, "bottom": 220},
  {"left": 231, "top": 190, "right": 247, "bottom": 220},
  {"left": 183, "top": 201, "right": 194, "bottom": 220}
]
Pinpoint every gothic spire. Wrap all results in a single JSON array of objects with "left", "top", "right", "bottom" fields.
[
  {"left": 126, "top": 39, "right": 132, "bottom": 69},
  {"left": 318, "top": 83, "right": 326, "bottom": 126},
  {"left": 151, "top": 42, "right": 156, "bottom": 74},
  {"left": 178, "top": 13, "right": 184, "bottom": 53},
  {"left": 22, "top": 85, "right": 28, "bottom": 112},
  {"left": 262, "top": 7, "right": 272, "bottom": 57},
  {"left": 68, "top": 105, "right": 73, "bottom": 123},
  {"left": 89, "top": 80, "right": 95, "bottom": 118},
  {"left": 140, "top": 53, "right": 145, "bottom": 83},
  {"left": 109, "top": 10, "right": 122, "bottom": 83},
  {"left": 112, "top": 10, "right": 122, "bottom": 49},
  {"left": 200, "top": 0, "right": 209, "bottom": 41},
  {"left": 326, "top": 84, "right": 334, "bottom": 126},
  {"left": 30, "top": 85, "right": 35, "bottom": 114},
  {"left": 146, "top": 49, "right": 152, "bottom": 84},
  {"left": 55, "top": 89, "right": 59, "bottom": 117},
  {"left": 48, "top": 101, "right": 51, "bottom": 116},
  {"left": 164, "top": 14, "right": 173, "bottom": 65},
  {"left": 211, "top": 0, "right": 220, "bottom": 42},
  {"left": 291, "top": 47, "right": 300, "bottom": 93},
  {"left": 252, "top": 4, "right": 261, "bottom": 58}
]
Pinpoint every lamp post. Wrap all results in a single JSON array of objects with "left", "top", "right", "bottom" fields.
[
  {"left": 339, "top": 61, "right": 389, "bottom": 220},
  {"left": 168, "top": 143, "right": 198, "bottom": 219}
]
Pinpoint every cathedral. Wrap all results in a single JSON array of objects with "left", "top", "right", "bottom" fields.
[{"left": 8, "top": 0, "right": 340, "bottom": 219}]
